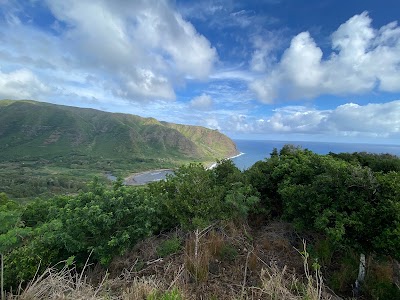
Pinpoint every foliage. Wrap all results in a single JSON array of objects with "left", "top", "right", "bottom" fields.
[
  {"left": 1, "top": 144, "right": 399, "bottom": 297},
  {"left": 56, "top": 178, "right": 161, "bottom": 265},
  {"left": 3, "top": 220, "right": 63, "bottom": 287},
  {"left": 151, "top": 163, "right": 224, "bottom": 229},
  {"left": 148, "top": 288, "right": 183, "bottom": 300},
  {"left": 217, "top": 244, "right": 238, "bottom": 261},
  {"left": 370, "top": 172, "right": 400, "bottom": 258},
  {"left": 2, "top": 179, "right": 164, "bottom": 289},
  {"left": 320, "top": 249, "right": 359, "bottom": 294},
  {"left": 329, "top": 151, "right": 400, "bottom": 172},
  {"left": 247, "top": 146, "right": 400, "bottom": 260},
  {"left": 156, "top": 236, "right": 182, "bottom": 258},
  {"left": 0, "top": 193, "right": 22, "bottom": 235},
  {"left": 244, "top": 155, "right": 283, "bottom": 217},
  {"left": 150, "top": 161, "right": 259, "bottom": 229}
]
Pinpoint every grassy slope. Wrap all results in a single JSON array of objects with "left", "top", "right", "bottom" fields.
[
  {"left": 0, "top": 100, "right": 238, "bottom": 199},
  {"left": 163, "top": 122, "right": 238, "bottom": 158},
  {"left": 0, "top": 100, "right": 237, "bottom": 161}
]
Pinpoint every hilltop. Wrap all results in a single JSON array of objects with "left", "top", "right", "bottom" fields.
[{"left": 0, "top": 100, "right": 238, "bottom": 199}]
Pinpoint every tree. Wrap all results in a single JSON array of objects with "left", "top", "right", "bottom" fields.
[
  {"left": 151, "top": 162, "right": 259, "bottom": 229},
  {"left": 151, "top": 163, "right": 225, "bottom": 229}
]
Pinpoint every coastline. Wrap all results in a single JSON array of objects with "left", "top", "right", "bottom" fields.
[
  {"left": 207, "top": 152, "right": 245, "bottom": 170},
  {"left": 123, "top": 168, "right": 174, "bottom": 185},
  {"left": 117, "top": 153, "right": 246, "bottom": 185}
]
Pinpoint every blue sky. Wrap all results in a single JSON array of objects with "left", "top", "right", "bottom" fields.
[{"left": 1, "top": 0, "right": 400, "bottom": 144}]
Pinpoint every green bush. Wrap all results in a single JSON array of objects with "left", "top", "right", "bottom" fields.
[
  {"left": 148, "top": 288, "right": 183, "bottom": 300},
  {"left": 56, "top": 179, "right": 161, "bottom": 265},
  {"left": 2, "top": 179, "right": 165, "bottom": 289},
  {"left": 150, "top": 162, "right": 258, "bottom": 229},
  {"left": 217, "top": 244, "right": 238, "bottom": 261},
  {"left": 157, "top": 236, "right": 182, "bottom": 257}
]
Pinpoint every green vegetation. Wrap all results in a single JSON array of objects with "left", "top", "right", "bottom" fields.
[
  {"left": 0, "top": 99, "right": 238, "bottom": 200},
  {"left": 148, "top": 289, "right": 184, "bottom": 300},
  {"left": 216, "top": 243, "right": 238, "bottom": 261},
  {"left": 156, "top": 236, "right": 182, "bottom": 258},
  {"left": 1, "top": 146, "right": 399, "bottom": 299}
]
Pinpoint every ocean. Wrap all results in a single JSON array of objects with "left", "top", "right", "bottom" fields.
[
  {"left": 119, "top": 140, "right": 400, "bottom": 184},
  {"left": 232, "top": 140, "right": 400, "bottom": 171}
]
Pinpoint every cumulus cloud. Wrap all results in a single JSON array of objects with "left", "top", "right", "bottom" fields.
[
  {"left": 0, "top": 69, "right": 49, "bottom": 99},
  {"left": 0, "top": 0, "right": 217, "bottom": 102},
  {"left": 190, "top": 93, "right": 213, "bottom": 110},
  {"left": 46, "top": 0, "right": 217, "bottom": 101},
  {"left": 250, "top": 34, "right": 280, "bottom": 72},
  {"left": 204, "top": 117, "right": 221, "bottom": 130},
  {"left": 249, "top": 100, "right": 400, "bottom": 138},
  {"left": 250, "top": 12, "right": 400, "bottom": 103},
  {"left": 228, "top": 114, "right": 254, "bottom": 132},
  {"left": 323, "top": 102, "right": 400, "bottom": 135}
]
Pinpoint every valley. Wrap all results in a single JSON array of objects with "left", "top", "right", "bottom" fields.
[{"left": 0, "top": 100, "right": 238, "bottom": 200}]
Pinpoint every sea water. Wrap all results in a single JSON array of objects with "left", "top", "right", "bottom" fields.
[
  {"left": 118, "top": 140, "right": 400, "bottom": 183},
  {"left": 232, "top": 140, "right": 400, "bottom": 171}
]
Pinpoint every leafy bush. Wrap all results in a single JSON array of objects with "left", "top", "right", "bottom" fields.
[
  {"left": 329, "top": 151, "right": 400, "bottom": 172},
  {"left": 151, "top": 162, "right": 258, "bottom": 229},
  {"left": 148, "top": 288, "right": 183, "bottom": 300},
  {"left": 217, "top": 244, "right": 238, "bottom": 261},
  {"left": 157, "top": 236, "right": 182, "bottom": 257},
  {"left": 2, "top": 179, "right": 164, "bottom": 289},
  {"left": 56, "top": 179, "right": 161, "bottom": 265},
  {"left": 247, "top": 146, "right": 400, "bottom": 261}
]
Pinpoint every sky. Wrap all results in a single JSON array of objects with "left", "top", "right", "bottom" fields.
[{"left": 1, "top": 0, "right": 400, "bottom": 144}]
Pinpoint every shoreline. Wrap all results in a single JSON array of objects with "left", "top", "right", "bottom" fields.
[
  {"left": 207, "top": 152, "right": 245, "bottom": 170},
  {"left": 123, "top": 168, "right": 174, "bottom": 185},
  {"left": 117, "top": 153, "right": 246, "bottom": 185}
]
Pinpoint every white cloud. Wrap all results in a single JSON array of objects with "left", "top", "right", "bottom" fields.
[
  {"left": 250, "top": 34, "right": 279, "bottom": 72},
  {"left": 243, "top": 100, "right": 400, "bottom": 139},
  {"left": 0, "top": 0, "right": 217, "bottom": 102},
  {"left": 210, "top": 69, "right": 254, "bottom": 81},
  {"left": 0, "top": 68, "right": 49, "bottom": 99},
  {"left": 228, "top": 114, "right": 254, "bottom": 132},
  {"left": 249, "top": 77, "right": 278, "bottom": 103},
  {"left": 250, "top": 12, "right": 400, "bottom": 103},
  {"left": 204, "top": 118, "right": 221, "bottom": 130},
  {"left": 323, "top": 101, "right": 400, "bottom": 134},
  {"left": 190, "top": 93, "right": 213, "bottom": 110}
]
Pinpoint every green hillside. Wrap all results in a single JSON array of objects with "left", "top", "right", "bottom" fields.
[
  {"left": 0, "top": 100, "right": 238, "bottom": 199},
  {"left": 0, "top": 100, "right": 237, "bottom": 161}
]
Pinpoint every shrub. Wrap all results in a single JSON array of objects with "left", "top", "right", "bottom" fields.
[
  {"left": 217, "top": 244, "right": 238, "bottom": 261},
  {"left": 151, "top": 163, "right": 258, "bottom": 230},
  {"left": 157, "top": 236, "right": 182, "bottom": 258}
]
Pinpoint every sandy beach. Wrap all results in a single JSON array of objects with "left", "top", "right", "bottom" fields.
[
  {"left": 207, "top": 152, "right": 245, "bottom": 169},
  {"left": 123, "top": 169, "right": 174, "bottom": 185},
  {"left": 119, "top": 153, "right": 245, "bottom": 185}
]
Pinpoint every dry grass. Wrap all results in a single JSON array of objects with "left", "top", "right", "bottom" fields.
[
  {"left": 184, "top": 229, "right": 212, "bottom": 284},
  {"left": 7, "top": 262, "right": 110, "bottom": 300},
  {"left": 121, "top": 276, "right": 161, "bottom": 299},
  {"left": 7, "top": 222, "right": 340, "bottom": 300}
]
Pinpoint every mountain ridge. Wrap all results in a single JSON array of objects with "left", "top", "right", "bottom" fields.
[{"left": 0, "top": 99, "right": 238, "bottom": 163}]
